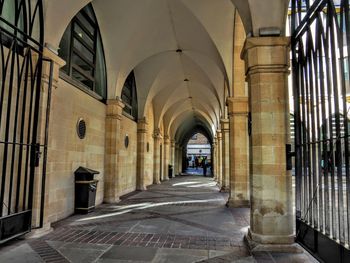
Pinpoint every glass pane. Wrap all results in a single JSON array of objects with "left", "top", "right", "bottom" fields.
[
  {"left": 73, "top": 37, "right": 94, "bottom": 63},
  {"left": 58, "top": 23, "right": 71, "bottom": 74},
  {"left": 72, "top": 52, "right": 94, "bottom": 77},
  {"left": 76, "top": 13, "right": 95, "bottom": 35},
  {"left": 74, "top": 23, "right": 94, "bottom": 48},
  {"left": 0, "top": 0, "right": 15, "bottom": 30},
  {"left": 72, "top": 68, "right": 93, "bottom": 89},
  {"left": 82, "top": 5, "right": 96, "bottom": 23},
  {"left": 95, "top": 32, "right": 107, "bottom": 98}
]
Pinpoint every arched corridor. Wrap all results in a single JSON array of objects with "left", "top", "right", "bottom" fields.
[{"left": 0, "top": 0, "right": 349, "bottom": 262}]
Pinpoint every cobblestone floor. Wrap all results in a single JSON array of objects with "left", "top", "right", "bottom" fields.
[{"left": 0, "top": 175, "right": 318, "bottom": 262}]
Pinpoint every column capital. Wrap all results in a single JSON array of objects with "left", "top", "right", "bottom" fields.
[
  {"left": 42, "top": 47, "right": 66, "bottom": 85},
  {"left": 216, "top": 130, "right": 222, "bottom": 140},
  {"left": 171, "top": 140, "right": 175, "bottom": 147},
  {"left": 241, "top": 37, "right": 290, "bottom": 76},
  {"left": 164, "top": 135, "right": 170, "bottom": 144},
  {"left": 106, "top": 97, "right": 125, "bottom": 120},
  {"left": 220, "top": 118, "right": 229, "bottom": 131},
  {"left": 153, "top": 128, "right": 162, "bottom": 139},
  {"left": 226, "top": 97, "right": 248, "bottom": 116},
  {"left": 137, "top": 117, "right": 148, "bottom": 133}
]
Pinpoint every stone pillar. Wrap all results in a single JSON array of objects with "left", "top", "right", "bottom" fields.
[
  {"left": 212, "top": 138, "right": 217, "bottom": 180},
  {"left": 242, "top": 37, "right": 296, "bottom": 251},
  {"left": 30, "top": 48, "right": 65, "bottom": 236},
  {"left": 104, "top": 98, "right": 125, "bottom": 203},
  {"left": 163, "top": 136, "right": 170, "bottom": 180},
  {"left": 226, "top": 97, "right": 249, "bottom": 207},
  {"left": 171, "top": 140, "right": 175, "bottom": 177},
  {"left": 220, "top": 119, "right": 230, "bottom": 192},
  {"left": 136, "top": 118, "right": 148, "bottom": 190},
  {"left": 176, "top": 145, "right": 181, "bottom": 175},
  {"left": 153, "top": 129, "right": 162, "bottom": 184},
  {"left": 216, "top": 130, "right": 223, "bottom": 187}
]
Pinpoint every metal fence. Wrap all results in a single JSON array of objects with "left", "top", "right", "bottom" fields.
[
  {"left": 0, "top": 0, "right": 50, "bottom": 243},
  {"left": 291, "top": 0, "right": 350, "bottom": 262}
]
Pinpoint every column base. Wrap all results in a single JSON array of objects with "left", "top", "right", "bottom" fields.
[
  {"left": 226, "top": 199, "right": 250, "bottom": 208},
  {"left": 220, "top": 186, "right": 230, "bottom": 193},
  {"left": 103, "top": 196, "right": 121, "bottom": 204},
  {"left": 244, "top": 229, "right": 302, "bottom": 253},
  {"left": 136, "top": 185, "right": 147, "bottom": 191},
  {"left": 25, "top": 223, "right": 53, "bottom": 239},
  {"left": 154, "top": 180, "right": 161, "bottom": 185}
]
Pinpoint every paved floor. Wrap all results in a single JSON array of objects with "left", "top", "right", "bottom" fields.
[{"left": 0, "top": 175, "right": 318, "bottom": 262}]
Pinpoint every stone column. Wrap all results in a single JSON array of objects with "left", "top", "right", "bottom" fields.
[
  {"left": 170, "top": 140, "right": 175, "bottom": 177},
  {"left": 30, "top": 48, "right": 65, "bottom": 236},
  {"left": 216, "top": 130, "right": 223, "bottom": 187},
  {"left": 104, "top": 98, "right": 125, "bottom": 203},
  {"left": 220, "top": 119, "right": 230, "bottom": 192},
  {"left": 176, "top": 145, "right": 181, "bottom": 175},
  {"left": 226, "top": 97, "right": 249, "bottom": 207},
  {"left": 163, "top": 136, "right": 170, "bottom": 180},
  {"left": 212, "top": 138, "right": 217, "bottom": 180},
  {"left": 136, "top": 118, "right": 148, "bottom": 190},
  {"left": 153, "top": 129, "right": 162, "bottom": 184},
  {"left": 242, "top": 37, "right": 296, "bottom": 251}
]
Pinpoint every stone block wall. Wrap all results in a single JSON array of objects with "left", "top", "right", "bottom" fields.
[
  {"left": 144, "top": 106, "right": 154, "bottom": 186},
  {"left": 46, "top": 78, "right": 106, "bottom": 223},
  {"left": 118, "top": 115, "right": 137, "bottom": 196}
]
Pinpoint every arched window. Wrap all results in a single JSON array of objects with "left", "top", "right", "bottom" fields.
[
  {"left": 121, "top": 71, "right": 138, "bottom": 120},
  {"left": 58, "top": 4, "right": 107, "bottom": 100},
  {"left": 0, "top": 0, "right": 43, "bottom": 47}
]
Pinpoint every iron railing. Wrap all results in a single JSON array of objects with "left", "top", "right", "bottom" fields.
[
  {"left": 291, "top": 0, "right": 350, "bottom": 262},
  {"left": 0, "top": 0, "right": 48, "bottom": 243}
]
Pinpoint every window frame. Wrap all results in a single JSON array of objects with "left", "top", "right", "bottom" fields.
[
  {"left": 121, "top": 71, "right": 138, "bottom": 120},
  {"left": 58, "top": 4, "right": 107, "bottom": 102}
]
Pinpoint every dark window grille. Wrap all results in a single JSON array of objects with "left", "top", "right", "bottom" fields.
[
  {"left": 121, "top": 71, "right": 138, "bottom": 120},
  {"left": 291, "top": 0, "right": 350, "bottom": 261},
  {"left": 58, "top": 4, "right": 107, "bottom": 100},
  {"left": 0, "top": 0, "right": 50, "bottom": 244}
]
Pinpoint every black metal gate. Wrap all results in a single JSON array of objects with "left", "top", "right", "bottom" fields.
[
  {"left": 0, "top": 0, "right": 51, "bottom": 243},
  {"left": 291, "top": 0, "right": 350, "bottom": 262}
]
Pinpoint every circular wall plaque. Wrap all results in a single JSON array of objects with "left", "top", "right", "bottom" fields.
[
  {"left": 124, "top": 135, "right": 129, "bottom": 148},
  {"left": 77, "top": 118, "right": 86, "bottom": 139}
]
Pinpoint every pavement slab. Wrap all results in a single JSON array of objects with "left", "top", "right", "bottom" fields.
[{"left": 0, "top": 175, "right": 318, "bottom": 263}]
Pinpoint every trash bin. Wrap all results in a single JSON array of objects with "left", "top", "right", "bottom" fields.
[
  {"left": 168, "top": 164, "right": 173, "bottom": 178},
  {"left": 74, "top": 166, "right": 99, "bottom": 214}
]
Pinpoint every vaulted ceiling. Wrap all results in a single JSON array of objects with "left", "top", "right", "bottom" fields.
[{"left": 44, "top": 0, "right": 289, "bottom": 143}]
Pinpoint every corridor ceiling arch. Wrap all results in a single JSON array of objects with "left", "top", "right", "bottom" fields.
[
  {"left": 44, "top": 0, "right": 236, "bottom": 128},
  {"left": 175, "top": 118, "right": 214, "bottom": 146},
  {"left": 170, "top": 110, "right": 215, "bottom": 142},
  {"left": 135, "top": 50, "right": 226, "bottom": 120},
  {"left": 182, "top": 128, "right": 213, "bottom": 147},
  {"left": 165, "top": 102, "right": 217, "bottom": 135},
  {"left": 230, "top": 0, "right": 289, "bottom": 36}
]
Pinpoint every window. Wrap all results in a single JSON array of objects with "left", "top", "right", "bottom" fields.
[
  {"left": 121, "top": 71, "right": 138, "bottom": 120},
  {"left": 58, "top": 4, "right": 107, "bottom": 100},
  {"left": 0, "top": 0, "right": 27, "bottom": 48}
]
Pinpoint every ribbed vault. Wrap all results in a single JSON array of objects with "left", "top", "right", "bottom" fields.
[{"left": 44, "top": 0, "right": 289, "bottom": 143}]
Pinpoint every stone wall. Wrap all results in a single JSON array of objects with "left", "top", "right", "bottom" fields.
[
  {"left": 144, "top": 106, "right": 154, "bottom": 186},
  {"left": 46, "top": 78, "right": 106, "bottom": 223},
  {"left": 118, "top": 115, "right": 138, "bottom": 196}
]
